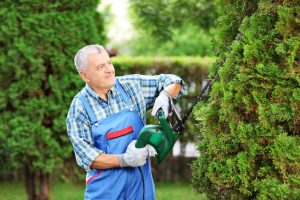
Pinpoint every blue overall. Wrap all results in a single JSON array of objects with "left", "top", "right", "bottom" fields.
[{"left": 78, "top": 79, "right": 155, "bottom": 200}]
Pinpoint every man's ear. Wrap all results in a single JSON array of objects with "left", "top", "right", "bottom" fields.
[{"left": 79, "top": 71, "right": 89, "bottom": 83}]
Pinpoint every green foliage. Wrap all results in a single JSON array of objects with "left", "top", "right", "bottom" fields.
[
  {"left": 129, "top": 0, "right": 218, "bottom": 40},
  {"left": 192, "top": 0, "right": 300, "bottom": 199},
  {"left": 128, "top": 0, "right": 218, "bottom": 56},
  {"left": 112, "top": 56, "right": 214, "bottom": 74},
  {"left": 128, "top": 24, "right": 215, "bottom": 56},
  {"left": 0, "top": 1, "right": 106, "bottom": 174}
]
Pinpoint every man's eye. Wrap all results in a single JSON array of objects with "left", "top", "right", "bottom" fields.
[{"left": 97, "top": 65, "right": 104, "bottom": 70}]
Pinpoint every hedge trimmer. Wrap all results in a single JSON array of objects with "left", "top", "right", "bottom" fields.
[{"left": 135, "top": 79, "right": 213, "bottom": 163}]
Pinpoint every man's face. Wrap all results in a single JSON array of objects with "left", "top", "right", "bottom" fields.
[{"left": 80, "top": 51, "right": 115, "bottom": 92}]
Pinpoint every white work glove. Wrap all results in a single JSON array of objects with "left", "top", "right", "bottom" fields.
[
  {"left": 117, "top": 140, "right": 148, "bottom": 167},
  {"left": 151, "top": 90, "right": 172, "bottom": 118},
  {"left": 147, "top": 145, "right": 157, "bottom": 157}
]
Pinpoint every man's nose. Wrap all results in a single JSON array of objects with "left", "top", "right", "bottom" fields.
[{"left": 105, "top": 64, "right": 114, "bottom": 72}]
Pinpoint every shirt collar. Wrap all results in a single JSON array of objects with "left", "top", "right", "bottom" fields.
[
  {"left": 84, "top": 83, "right": 117, "bottom": 101},
  {"left": 110, "top": 84, "right": 117, "bottom": 97}
]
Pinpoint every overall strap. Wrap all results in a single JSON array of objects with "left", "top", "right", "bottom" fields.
[
  {"left": 77, "top": 94, "right": 97, "bottom": 125},
  {"left": 115, "top": 78, "right": 131, "bottom": 105}
]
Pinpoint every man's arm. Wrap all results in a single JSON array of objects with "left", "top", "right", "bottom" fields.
[
  {"left": 90, "top": 153, "right": 120, "bottom": 169},
  {"left": 91, "top": 140, "right": 148, "bottom": 169},
  {"left": 119, "top": 74, "right": 185, "bottom": 109},
  {"left": 164, "top": 82, "right": 182, "bottom": 98},
  {"left": 67, "top": 98, "right": 110, "bottom": 171}
]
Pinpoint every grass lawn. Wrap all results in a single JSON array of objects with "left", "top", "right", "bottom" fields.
[{"left": 0, "top": 181, "right": 207, "bottom": 200}]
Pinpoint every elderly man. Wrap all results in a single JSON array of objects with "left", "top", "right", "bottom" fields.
[{"left": 66, "top": 44, "right": 185, "bottom": 200}]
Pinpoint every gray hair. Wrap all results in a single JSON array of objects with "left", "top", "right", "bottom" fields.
[{"left": 74, "top": 44, "right": 106, "bottom": 72}]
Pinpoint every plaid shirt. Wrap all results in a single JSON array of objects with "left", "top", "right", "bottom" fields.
[{"left": 66, "top": 74, "right": 185, "bottom": 172}]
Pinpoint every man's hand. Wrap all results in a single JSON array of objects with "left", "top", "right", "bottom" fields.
[
  {"left": 147, "top": 145, "right": 157, "bottom": 157},
  {"left": 151, "top": 90, "right": 172, "bottom": 118},
  {"left": 117, "top": 140, "right": 148, "bottom": 167}
]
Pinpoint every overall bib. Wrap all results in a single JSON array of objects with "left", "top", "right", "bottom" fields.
[{"left": 78, "top": 79, "right": 155, "bottom": 200}]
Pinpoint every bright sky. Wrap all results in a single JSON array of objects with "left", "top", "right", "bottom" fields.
[{"left": 98, "top": 0, "right": 134, "bottom": 49}]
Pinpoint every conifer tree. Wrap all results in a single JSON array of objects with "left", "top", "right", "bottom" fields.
[
  {"left": 0, "top": 1, "right": 105, "bottom": 199},
  {"left": 192, "top": 0, "right": 300, "bottom": 199}
]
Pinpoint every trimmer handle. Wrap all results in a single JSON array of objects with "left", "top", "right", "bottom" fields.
[{"left": 156, "top": 108, "right": 164, "bottom": 118}]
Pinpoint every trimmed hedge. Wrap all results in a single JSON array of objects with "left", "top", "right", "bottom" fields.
[{"left": 113, "top": 56, "right": 213, "bottom": 72}]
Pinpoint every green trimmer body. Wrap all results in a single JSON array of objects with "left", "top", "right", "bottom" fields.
[
  {"left": 135, "top": 109, "right": 179, "bottom": 163},
  {"left": 135, "top": 79, "right": 213, "bottom": 163}
]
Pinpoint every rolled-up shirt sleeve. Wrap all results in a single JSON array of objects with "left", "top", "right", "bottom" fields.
[
  {"left": 122, "top": 74, "right": 185, "bottom": 109},
  {"left": 66, "top": 98, "right": 102, "bottom": 172}
]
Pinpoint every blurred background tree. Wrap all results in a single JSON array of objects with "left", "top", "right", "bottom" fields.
[
  {"left": 127, "top": 24, "right": 215, "bottom": 56},
  {"left": 0, "top": 1, "right": 106, "bottom": 199},
  {"left": 126, "top": 0, "right": 219, "bottom": 56},
  {"left": 130, "top": 0, "right": 218, "bottom": 41}
]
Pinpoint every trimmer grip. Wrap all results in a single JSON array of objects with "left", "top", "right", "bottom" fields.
[
  {"left": 156, "top": 109, "right": 164, "bottom": 118},
  {"left": 135, "top": 125, "right": 164, "bottom": 149},
  {"left": 135, "top": 132, "right": 148, "bottom": 148}
]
